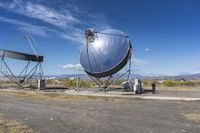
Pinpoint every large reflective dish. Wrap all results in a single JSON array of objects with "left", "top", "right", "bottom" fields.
[{"left": 80, "top": 29, "right": 132, "bottom": 78}]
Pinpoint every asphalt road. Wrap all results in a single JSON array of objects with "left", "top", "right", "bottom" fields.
[{"left": 0, "top": 95, "right": 199, "bottom": 133}]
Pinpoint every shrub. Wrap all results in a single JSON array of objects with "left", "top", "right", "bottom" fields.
[
  {"left": 181, "top": 81, "right": 196, "bottom": 86},
  {"left": 80, "top": 80, "right": 96, "bottom": 88},
  {"left": 63, "top": 79, "right": 76, "bottom": 87},
  {"left": 163, "top": 80, "right": 177, "bottom": 87},
  {"left": 196, "top": 81, "right": 200, "bottom": 85},
  {"left": 143, "top": 80, "right": 152, "bottom": 86},
  {"left": 45, "top": 79, "right": 54, "bottom": 85},
  {"left": 63, "top": 79, "right": 94, "bottom": 88}
]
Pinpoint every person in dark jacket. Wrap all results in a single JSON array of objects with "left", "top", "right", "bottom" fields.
[{"left": 152, "top": 82, "right": 156, "bottom": 94}]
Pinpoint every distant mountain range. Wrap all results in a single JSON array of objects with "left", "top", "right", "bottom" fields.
[{"left": 44, "top": 73, "right": 200, "bottom": 80}]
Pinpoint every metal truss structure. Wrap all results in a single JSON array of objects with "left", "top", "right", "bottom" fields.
[{"left": 0, "top": 35, "right": 44, "bottom": 88}]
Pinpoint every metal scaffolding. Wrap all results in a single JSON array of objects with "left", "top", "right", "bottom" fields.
[{"left": 0, "top": 35, "right": 44, "bottom": 88}]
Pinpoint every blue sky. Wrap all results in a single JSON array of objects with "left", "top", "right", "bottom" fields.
[{"left": 0, "top": 0, "right": 200, "bottom": 76}]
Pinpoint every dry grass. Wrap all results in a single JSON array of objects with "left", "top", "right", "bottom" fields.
[
  {"left": 0, "top": 113, "right": 36, "bottom": 133},
  {"left": 0, "top": 91, "right": 125, "bottom": 103},
  {"left": 181, "top": 111, "right": 200, "bottom": 123}
]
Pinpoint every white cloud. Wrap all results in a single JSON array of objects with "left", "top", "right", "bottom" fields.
[
  {"left": 132, "top": 57, "right": 149, "bottom": 66},
  {"left": 86, "top": 13, "right": 112, "bottom": 30},
  {"left": 60, "top": 29, "right": 84, "bottom": 44},
  {"left": 145, "top": 48, "right": 149, "bottom": 52},
  {"left": 0, "top": 16, "right": 54, "bottom": 37},
  {"left": 0, "top": 0, "right": 80, "bottom": 28},
  {"left": 59, "top": 64, "right": 82, "bottom": 69},
  {"left": 0, "top": 3, "right": 3, "bottom": 7},
  {"left": 0, "top": 16, "right": 85, "bottom": 43},
  {"left": 0, "top": 0, "right": 112, "bottom": 43}
]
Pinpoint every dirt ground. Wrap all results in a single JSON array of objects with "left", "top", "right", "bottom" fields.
[{"left": 0, "top": 91, "right": 199, "bottom": 133}]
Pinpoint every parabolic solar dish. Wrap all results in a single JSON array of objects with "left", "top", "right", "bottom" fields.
[{"left": 80, "top": 29, "right": 132, "bottom": 78}]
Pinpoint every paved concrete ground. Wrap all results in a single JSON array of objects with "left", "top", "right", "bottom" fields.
[
  {"left": 62, "top": 88, "right": 200, "bottom": 101},
  {"left": 2, "top": 87, "right": 200, "bottom": 99},
  {"left": 0, "top": 94, "right": 199, "bottom": 133}
]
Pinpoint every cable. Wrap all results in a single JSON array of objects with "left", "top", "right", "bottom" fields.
[{"left": 24, "top": 35, "right": 38, "bottom": 56}]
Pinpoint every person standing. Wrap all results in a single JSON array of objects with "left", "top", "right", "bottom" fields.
[{"left": 152, "top": 82, "right": 156, "bottom": 94}]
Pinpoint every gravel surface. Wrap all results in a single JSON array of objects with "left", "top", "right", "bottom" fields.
[{"left": 0, "top": 94, "right": 199, "bottom": 133}]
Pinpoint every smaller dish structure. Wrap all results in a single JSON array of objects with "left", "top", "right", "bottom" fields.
[
  {"left": 79, "top": 29, "right": 133, "bottom": 90},
  {"left": 0, "top": 35, "right": 44, "bottom": 88}
]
